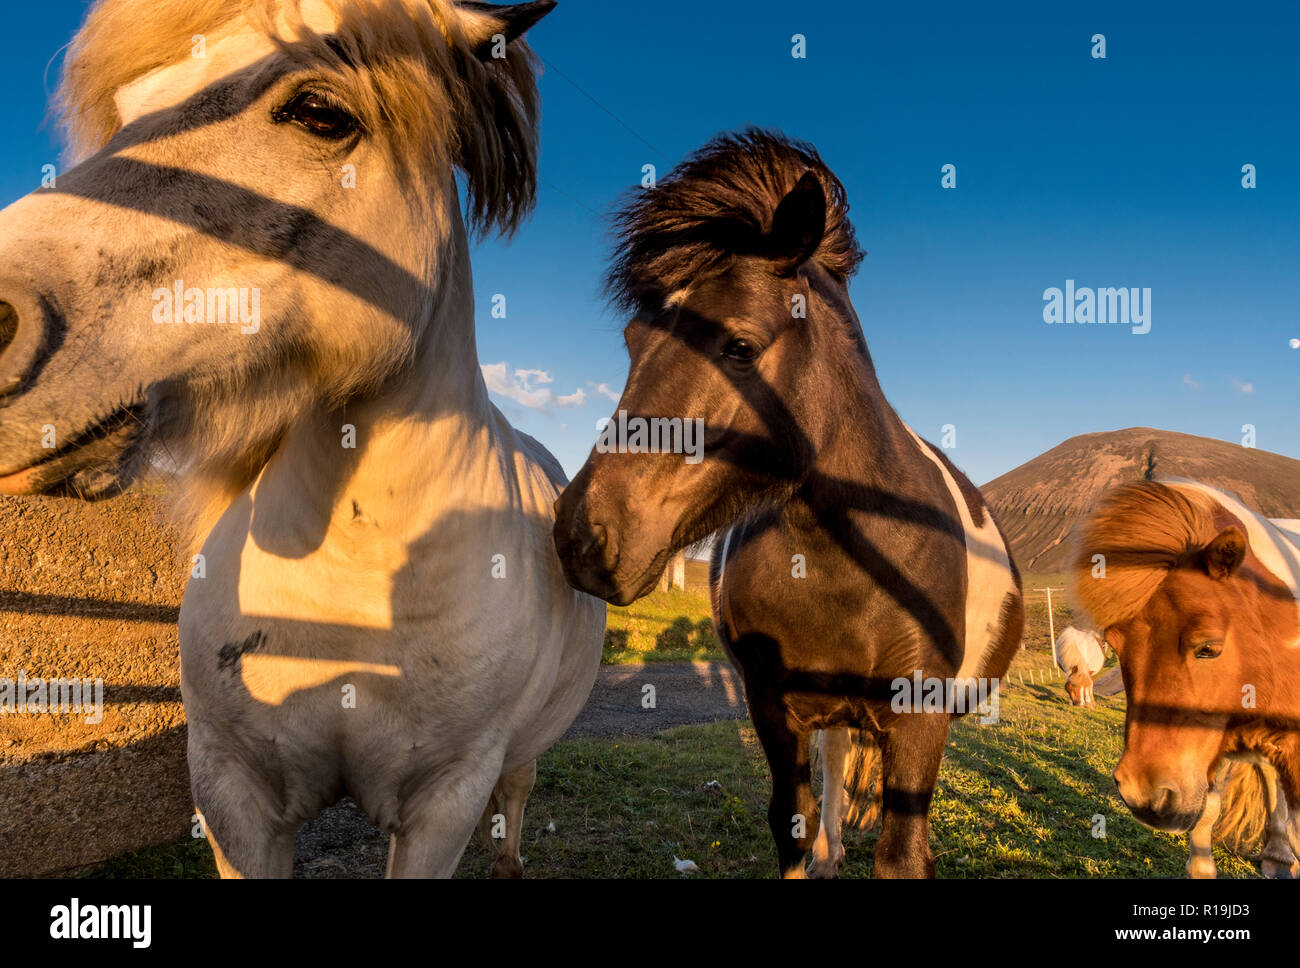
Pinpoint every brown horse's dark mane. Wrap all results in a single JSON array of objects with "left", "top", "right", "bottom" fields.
[{"left": 605, "top": 129, "right": 864, "bottom": 313}]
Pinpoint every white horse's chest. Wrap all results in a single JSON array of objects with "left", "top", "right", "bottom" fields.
[
  {"left": 188, "top": 509, "right": 540, "bottom": 701},
  {"left": 180, "top": 458, "right": 599, "bottom": 770}
]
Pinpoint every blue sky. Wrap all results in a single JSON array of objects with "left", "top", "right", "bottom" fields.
[{"left": 2, "top": 0, "right": 1297, "bottom": 484}]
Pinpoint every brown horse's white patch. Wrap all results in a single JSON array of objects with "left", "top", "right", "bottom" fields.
[{"left": 902, "top": 424, "right": 1018, "bottom": 680}]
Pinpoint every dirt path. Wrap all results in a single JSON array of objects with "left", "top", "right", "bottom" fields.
[
  {"left": 560, "top": 659, "right": 745, "bottom": 738},
  {"left": 293, "top": 660, "right": 746, "bottom": 878}
]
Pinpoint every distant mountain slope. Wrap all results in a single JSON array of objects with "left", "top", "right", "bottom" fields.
[{"left": 983, "top": 427, "right": 1300, "bottom": 574}]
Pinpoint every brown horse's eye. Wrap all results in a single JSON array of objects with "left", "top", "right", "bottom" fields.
[
  {"left": 275, "top": 91, "right": 359, "bottom": 140},
  {"left": 722, "top": 337, "right": 758, "bottom": 362},
  {"left": 1193, "top": 639, "right": 1223, "bottom": 660}
]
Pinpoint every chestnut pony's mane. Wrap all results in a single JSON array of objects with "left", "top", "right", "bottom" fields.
[{"left": 1071, "top": 480, "right": 1222, "bottom": 629}]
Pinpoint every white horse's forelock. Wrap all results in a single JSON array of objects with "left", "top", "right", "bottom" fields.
[{"left": 61, "top": 0, "right": 542, "bottom": 233}]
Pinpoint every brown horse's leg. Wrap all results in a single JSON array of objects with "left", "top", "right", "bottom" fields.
[
  {"left": 751, "top": 698, "right": 818, "bottom": 878},
  {"left": 874, "top": 712, "right": 950, "bottom": 878}
]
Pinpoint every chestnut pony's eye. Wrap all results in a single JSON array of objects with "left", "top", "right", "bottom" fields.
[
  {"left": 274, "top": 91, "right": 359, "bottom": 140},
  {"left": 1193, "top": 640, "right": 1223, "bottom": 660},
  {"left": 722, "top": 337, "right": 758, "bottom": 362}
]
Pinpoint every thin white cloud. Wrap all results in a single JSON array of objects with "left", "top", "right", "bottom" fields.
[
  {"left": 514, "top": 368, "right": 552, "bottom": 388},
  {"left": 481, "top": 362, "right": 586, "bottom": 409},
  {"left": 1230, "top": 376, "right": 1255, "bottom": 394},
  {"left": 592, "top": 381, "right": 621, "bottom": 403},
  {"left": 1182, "top": 374, "right": 1201, "bottom": 390}
]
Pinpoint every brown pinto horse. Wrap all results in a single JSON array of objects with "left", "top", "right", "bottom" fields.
[
  {"left": 1072, "top": 479, "right": 1300, "bottom": 873},
  {"left": 553, "top": 131, "right": 1024, "bottom": 878}
]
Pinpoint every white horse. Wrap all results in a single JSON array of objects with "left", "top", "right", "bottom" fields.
[
  {"left": 1053, "top": 626, "right": 1107, "bottom": 707},
  {"left": 0, "top": 0, "right": 604, "bottom": 877}
]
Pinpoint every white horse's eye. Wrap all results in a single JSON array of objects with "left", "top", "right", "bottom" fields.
[{"left": 274, "top": 90, "right": 359, "bottom": 140}]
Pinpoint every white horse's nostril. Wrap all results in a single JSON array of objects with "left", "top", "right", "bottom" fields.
[
  {"left": 0, "top": 289, "right": 52, "bottom": 396},
  {"left": 0, "top": 302, "right": 16, "bottom": 352},
  {"left": 0, "top": 302, "right": 20, "bottom": 390}
]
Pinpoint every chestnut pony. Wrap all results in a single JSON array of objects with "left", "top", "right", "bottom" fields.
[
  {"left": 554, "top": 131, "right": 1024, "bottom": 878},
  {"left": 1072, "top": 479, "right": 1300, "bottom": 871}
]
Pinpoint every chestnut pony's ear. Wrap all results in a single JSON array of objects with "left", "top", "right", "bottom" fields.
[
  {"left": 769, "top": 171, "right": 826, "bottom": 273},
  {"left": 459, "top": 0, "right": 557, "bottom": 59},
  {"left": 1201, "top": 525, "right": 1247, "bottom": 580}
]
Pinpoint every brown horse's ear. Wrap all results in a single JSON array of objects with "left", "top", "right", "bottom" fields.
[
  {"left": 1201, "top": 526, "right": 1247, "bottom": 580},
  {"left": 460, "top": 0, "right": 557, "bottom": 59},
  {"left": 770, "top": 171, "right": 826, "bottom": 273}
]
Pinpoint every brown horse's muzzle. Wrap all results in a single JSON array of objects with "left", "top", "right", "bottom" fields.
[{"left": 553, "top": 481, "right": 670, "bottom": 606}]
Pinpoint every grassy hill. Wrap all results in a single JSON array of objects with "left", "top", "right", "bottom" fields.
[{"left": 984, "top": 427, "right": 1300, "bottom": 574}]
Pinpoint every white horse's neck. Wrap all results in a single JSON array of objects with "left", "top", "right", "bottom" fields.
[
  {"left": 240, "top": 218, "right": 512, "bottom": 561},
  {"left": 380, "top": 224, "right": 494, "bottom": 428}
]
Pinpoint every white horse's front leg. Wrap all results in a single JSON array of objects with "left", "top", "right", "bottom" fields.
[
  {"left": 1186, "top": 786, "right": 1221, "bottom": 879},
  {"left": 484, "top": 759, "right": 537, "bottom": 879},
  {"left": 188, "top": 721, "right": 297, "bottom": 879},
  {"left": 386, "top": 752, "right": 505, "bottom": 879},
  {"left": 808, "top": 728, "right": 849, "bottom": 878}
]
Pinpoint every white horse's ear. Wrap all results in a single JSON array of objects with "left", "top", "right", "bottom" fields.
[{"left": 458, "top": 0, "right": 556, "bottom": 59}]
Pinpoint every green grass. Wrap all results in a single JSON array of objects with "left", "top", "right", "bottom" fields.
[
  {"left": 453, "top": 656, "right": 1257, "bottom": 879},
  {"left": 602, "top": 559, "right": 725, "bottom": 663},
  {"left": 82, "top": 572, "right": 1260, "bottom": 879},
  {"left": 82, "top": 839, "right": 217, "bottom": 879}
]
